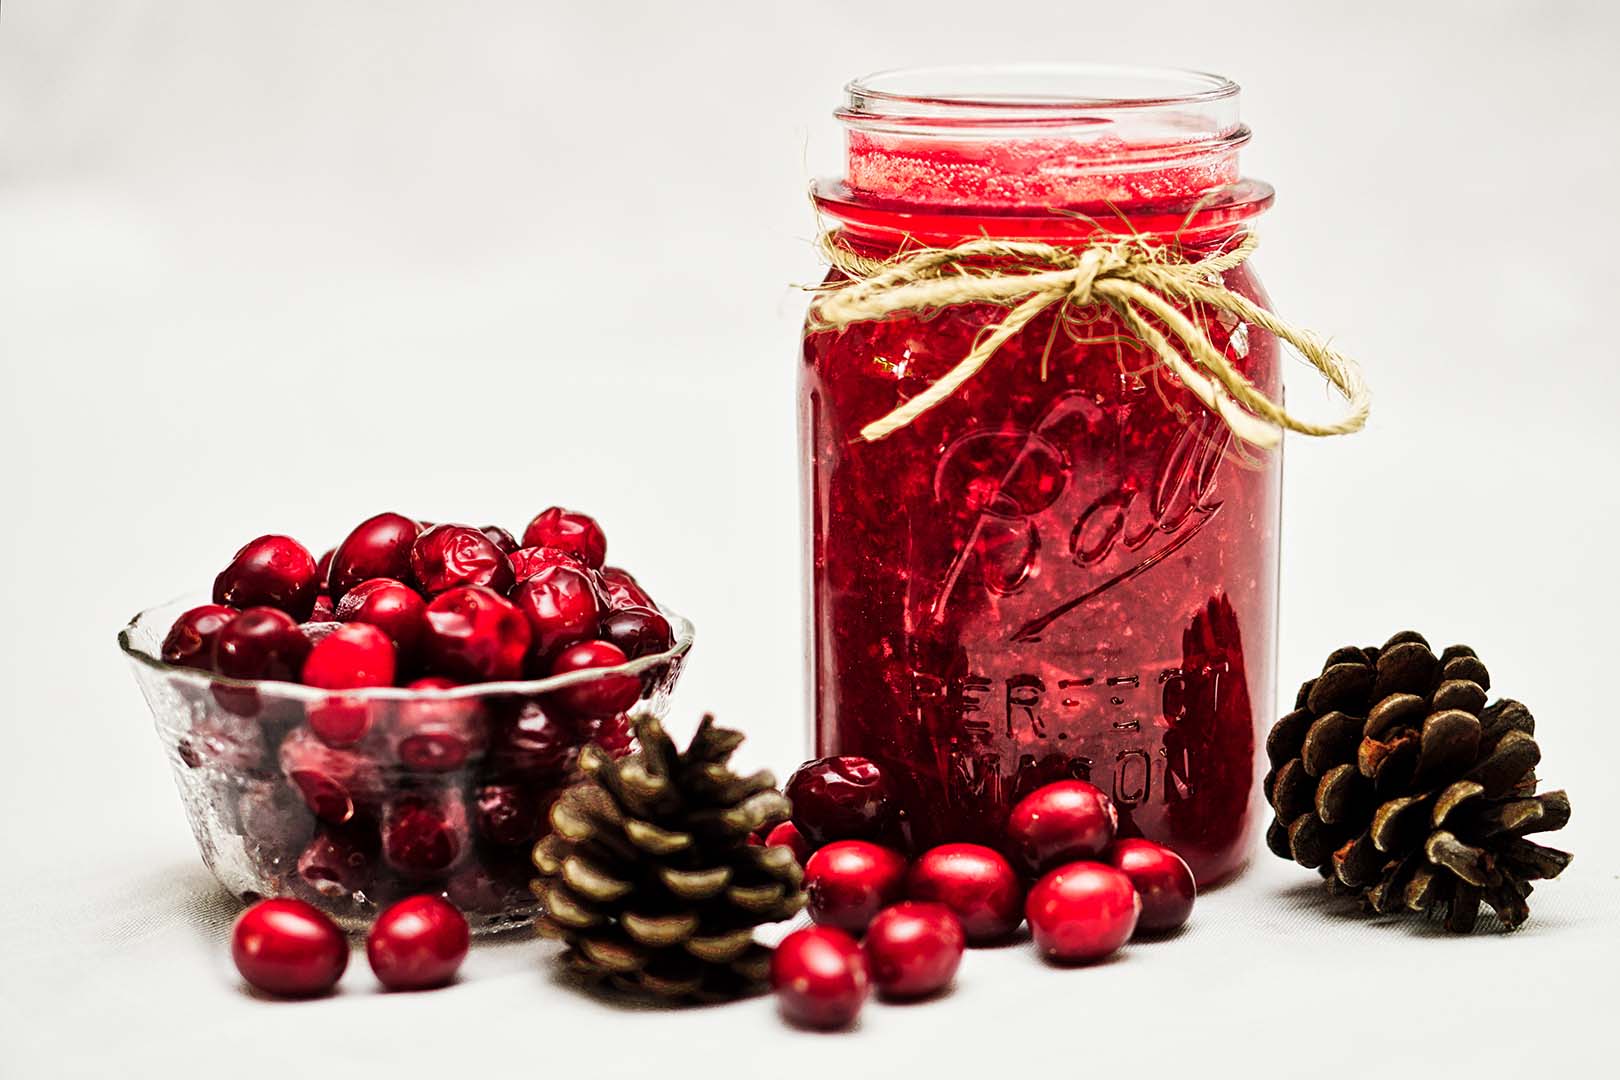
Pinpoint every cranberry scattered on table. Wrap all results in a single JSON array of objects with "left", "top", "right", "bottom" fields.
[
  {"left": 1005, "top": 779, "right": 1118, "bottom": 875},
  {"left": 771, "top": 926, "right": 871, "bottom": 1030},
  {"left": 804, "top": 840, "right": 907, "bottom": 934},
  {"left": 770, "top": 776, "right": 1198, "bottom": 1029},
  {"left": 1025, "top": 862, "right": 1141, "bottom": 963},
  {"left": 863, "top": 902, "right": 965, "bottom": 999},
  {"left": 231, "top": 898, "right": 349, "bottom": 997},
  {"left": 905, "top": 843, "right": 1024, "bottom": 944},
  {"left": 764, "top": 820, "right": 809, "bottom": 864},
  {"left": 785, "top": 755, "right": 897, "bottom": 847},
  {"left": 1108, "top": 839, "right": 1197, "bottom": 934},
  {"left": 366, "top": 895, "right": 470, "bottom": 991}
]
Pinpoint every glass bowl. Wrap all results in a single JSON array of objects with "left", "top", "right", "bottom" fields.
[{"left": 119, "top": 595, "right": 692, "bottom": 933}]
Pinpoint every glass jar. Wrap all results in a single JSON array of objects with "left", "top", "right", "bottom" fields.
[{"left": 801, "top": 65, "right": 1281, "bottom": 885}]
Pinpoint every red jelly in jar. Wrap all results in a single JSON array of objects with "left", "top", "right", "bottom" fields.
[{"left": 802, "top": 66, "right": 1281, "bottom": 885}]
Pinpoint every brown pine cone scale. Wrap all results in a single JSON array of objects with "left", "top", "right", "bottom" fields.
[{"left": 1265, "top": 632, "right": 1573, "bottom": 932}]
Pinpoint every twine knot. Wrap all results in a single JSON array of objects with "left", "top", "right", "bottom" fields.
[
  {"left": 1061, "top": 246, "right": 1115, "bottom": 306},
  {"left": 809, "top": 229, "right": 1370, "bottom": 450}
]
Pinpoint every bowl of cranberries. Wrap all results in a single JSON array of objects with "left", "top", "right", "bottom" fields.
[{"left": 118, "top": 508, "right": 691, "bottom": 933}]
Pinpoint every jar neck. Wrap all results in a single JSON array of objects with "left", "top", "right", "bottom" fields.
[{"left": 815, "top": 64, "right": 1272, "bottom": 246}]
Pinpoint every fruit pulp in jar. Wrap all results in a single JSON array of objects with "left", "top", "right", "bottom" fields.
[{"left": 802, "top": 140, "right": 1280, "bottom": 886}]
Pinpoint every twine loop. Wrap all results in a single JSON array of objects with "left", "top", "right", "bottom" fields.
[{"left": 810, "top": 229, "right": 1370, "bottom": 450}]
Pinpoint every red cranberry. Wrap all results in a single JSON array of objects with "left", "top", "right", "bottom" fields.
[
  {"left": 598, "top": 566, "right": 655, "bottom": 611},
  {"left": 864, "top": 902, "right": 965, "bottom": 999},
  {"left": 366, "top": 895, "right": 469, "bottom": 991},
  {"left": 521, "top": 507, "right": 607, "bottom": 569},
  {"left": 213, "top": 607, "right": 311, "bottom": 683},
  {"left": 213, "top": 535, "right": 320, "bottom": 620},
  {"left": 421, "top": 586, "right": 531, "bottom": 682},
  {"left": 487, "top": 700, "right": 579, "bottom": 780},
  {"left": 310, "top": 593, "right": 336, "bottom": 621},
  {"left": 587, "top": 713, "right": 634, "bottom": 758},
  {"left": 598, "top": 607, "right": 673, "bottom": 659},
  {"left": 328, "top": 512, "right": 420, "bottom": 599},
  {"left": 511, "top": 564, "right": 604, "bottom": 658},
  {"left": 279, "top": 727, "right": 384, "bottom": 824},
  {"left": 1108, "top": 839, "right": 1196, "bottom": 934},
  {"left": 474, "top": 783, "right": 543, "bottom": 846},
  {"left": 479, "top": 525, "right": 519, "bottom": 554},
  {"left": 303, "top": 622, "right": 396, "bottom": 690},
  {"left": 1025, "top": 861, "right": 1141, "bottom": 963},
  {"left": 301, "top": 623, "right": 396, "bottom": 746},
  {"left": 384, "top": 676, "right": 486, "bottom": 772},
  {"left": 786, "top": 756, "right": 896, "bottom": 847},
  {"left": 162, "top": 604, "right": 237, "bottom": 670},
  {"left": 382, "top": 789, "right": 471, "bottom": 879},
  {"left": 296, "top": 825, "right": 378, "bottom": 899},
  {"left": 509, "top": 545, "right": 583, "bottom": 584},
  {"left": 231, "top": 898, "right": 348, "bottom": 997},
  {"left": 1006, "top": 780, "right": 1118, "bottom": 876},
  {"left": 772, "top": 926, "right": 869, "bottom": 1029},
  {"left": 906, "top": 843, "right": 1024, "bottom": 944},
  {"left": 548, "top": 640, "right": 639, "bottom": 717},
  {"left": 765, "top": 821, "right": 809, "bottom": 864},
  {"left": 336, "top": 577, "right": 426, "bottom": 660},
  {"left": 316, "top": 547, "right": 336, "bottom": 583},
  {"left": 803, "top": 840, "right": 907, "bottom": 934},
  {"left": 410, "top": 524, "right": 515, "bottom": 596}
]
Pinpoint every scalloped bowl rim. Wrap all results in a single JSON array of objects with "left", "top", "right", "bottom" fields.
[{"left": 118, "top": 592, "right": 694, "bottom": 700}]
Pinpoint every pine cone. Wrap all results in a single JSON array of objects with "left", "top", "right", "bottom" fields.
[
  {"left": 1264, "top": 631, "right": 1573, "bottom": 932},
  {"left": 533, "top": 714, "right": 804, "bottom": 1000}
]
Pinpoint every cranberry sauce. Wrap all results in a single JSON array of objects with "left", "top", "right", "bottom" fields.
[{"left": 802, "top": 69, "right": 1278, "bottom": 884}]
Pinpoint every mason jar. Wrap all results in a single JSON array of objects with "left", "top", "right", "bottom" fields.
[{"left": 802, "top": 65, "right": 1282, "bottom": 884}]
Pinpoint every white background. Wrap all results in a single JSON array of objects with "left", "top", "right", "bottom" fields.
[{"left": 2, "top": 1, "right": 1617, "bottom": 1076}]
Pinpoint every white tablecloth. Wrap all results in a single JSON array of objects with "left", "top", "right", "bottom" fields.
[{"left": 7, "top": 839, "right": 1613, "bottom": 1078}]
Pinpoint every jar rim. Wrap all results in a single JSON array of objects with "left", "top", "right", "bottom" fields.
[{"left": 841, "top": 63, "right": 1240, "bottom": 128}]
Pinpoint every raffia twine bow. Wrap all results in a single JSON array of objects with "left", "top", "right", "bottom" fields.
[{"left": 810, "top": 229, "right": 1370, "bottom": 450}]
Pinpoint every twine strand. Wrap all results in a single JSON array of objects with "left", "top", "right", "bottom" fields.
[{"left": 810, "top": 230, "right": 1370, "bottom": 450}]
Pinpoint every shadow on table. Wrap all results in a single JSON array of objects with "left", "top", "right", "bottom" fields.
[
  {"left": 1270, "top": 876, "right": 1580, "bottom": 938},
  {"left": 95, "top": 862, "right": 241, "bottom": 949},
  {"left": 540, "top": 952, "right": 761, "bottom": 1015}
]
